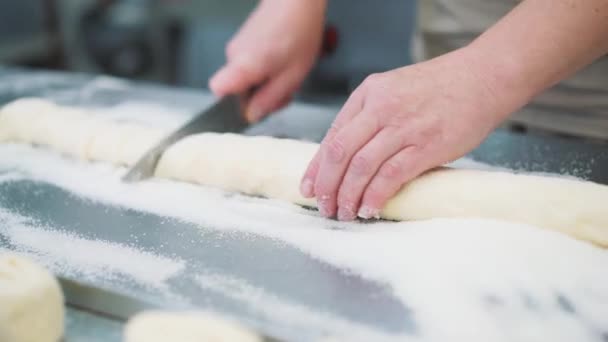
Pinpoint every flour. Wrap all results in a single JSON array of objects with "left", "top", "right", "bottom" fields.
[
  {"left": 0, "top": 93, "right": 607, "bottom": 342},
  {"left": 0, "top": 208, "right": 185, "bottom": 292},
  {"left": 195, "top": 272, "right": 402, "bottom": 342},
  {"left": 0, "top": 142, "right": 607, "bottom": 341},
  {"left": 89, "top": 101, "right": 193, "bottom": 131}
]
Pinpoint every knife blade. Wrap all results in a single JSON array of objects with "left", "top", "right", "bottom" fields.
[
  {"left": 58, "top": 276, "right": 161, "bottom": 321},
  {"left": 122, "top": 94, "right": 250, "bottom": 182},
  {"left": 59, "top": 276, "right": 283, "bottom": 341}
]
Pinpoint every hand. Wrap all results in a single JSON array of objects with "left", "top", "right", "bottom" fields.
[
  {"left": 209, "top": 0, "right": 326, "bottom": 122},
  {"left": 300, "top": 48, "right": 522, "bottom": 220}
]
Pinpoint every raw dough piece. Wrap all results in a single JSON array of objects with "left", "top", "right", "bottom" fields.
[
  {"left": 0, "top": 98, "right": 165, "bottom": 165},
  {"left": 157, "top": 134, "right": 608, "bottom": 247},
  {"left": 124, "top": 311, "right": 261, "bottom": 342},
  {"left": 0, "top": 253, "right": 64, "bottom": 342},
  {"left": 155, "top": 133, "right": 318, "bottom": 208},
  {"left": 2, "top": 98, "right": 608, "bottom": 247}
]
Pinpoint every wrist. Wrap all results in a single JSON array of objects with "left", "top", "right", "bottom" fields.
[
  {"left": 261, "top": 0, "right": 327, "bottom": 14},
  {"left": 456, "top": 43, "right": 538, "bottom": 122}
]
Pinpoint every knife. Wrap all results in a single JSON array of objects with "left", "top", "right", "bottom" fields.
[
  {"left": 122, "top": 94, "right": 250, "bottom": 182},
  {"left": 58, "top": 276, "right": 162, "bottom": 321},
  {"left": 59, "top": 276, "right": 282, "bottom": 341}
]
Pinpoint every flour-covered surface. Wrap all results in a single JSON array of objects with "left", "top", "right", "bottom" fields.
[{"left": 0, "top": 68, "right": 608, "bottom": 342}]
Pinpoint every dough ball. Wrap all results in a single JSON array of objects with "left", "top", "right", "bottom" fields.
[
  {"left": 124, "top": 311, "right": 262, "bottom": 342},
  {"left": 0, "top": 253, "right": 64, "bottom": 342}
]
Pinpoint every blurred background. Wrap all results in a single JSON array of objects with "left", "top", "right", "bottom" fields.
[{"left": 0, "top": 0, "right": 417, "bottom": 102}]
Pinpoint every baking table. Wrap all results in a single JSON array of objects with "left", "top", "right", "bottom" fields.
[{"left": 0, "top": 66, "right": 607, "bottom": 341}]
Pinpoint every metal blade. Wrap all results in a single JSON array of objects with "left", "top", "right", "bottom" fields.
[
  {"left": 59, "top": 276, "right": 282, "bottom": 341},
  {"left": 59, "top": 276, "right": 161, "bottom": 321},
  {"left": 122, "top": 94, "right": 249, "bottom": 182}
]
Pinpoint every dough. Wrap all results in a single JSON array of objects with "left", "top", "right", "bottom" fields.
[
  {"left": 0, "top": 253, "right": 64, "bottom": 342},
  {"left": 124, "top": 311, "right": 261, "bottom": 342},
  {"left": 1, "top": 98, "right": 608, "bottom": 247},
  {"left": 0, "top": 98, "right": 165, "bottom": 165},
  {"left": 155, "top": 133, "right": 318, "bottom": 207},
  {"left": 156, "top": 135, "right": 608, "bottom": 247}
]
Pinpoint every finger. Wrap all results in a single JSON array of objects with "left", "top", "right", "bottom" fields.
[
  {"left": 358, "top": 147, "right": 426, "bottom": 219},
  {"left": 323, "top": 87, "right": 365, "bottom": 142},
  {"left": 299, "top": 88, "right": 364, "bottom": 198},
  {"left": 314, "top": 111, "right": 380, "bottom": 218},
  {"left": 273, "top": 94, "right": 293, "bottom": 112},
  {"left": 300, "top": 152, "right": 320, "bottom": 198},
  {"left": 336, "top": 127, "right": 406, "bottom": 221},
  {"left": 245, "top": 68, "right": 301, "bottom": 122},
  {"left": 209, "top": 57, "right": 267, "bottom": 97}
]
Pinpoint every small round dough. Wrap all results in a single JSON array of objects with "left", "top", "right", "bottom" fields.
[
  {"left": 0, "top": 253, "right": 64, "bottom": 342},
  {"left": 124, "top": 311, "right": 262, "bottom": 342}
]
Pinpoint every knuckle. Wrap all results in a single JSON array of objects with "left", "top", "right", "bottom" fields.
[
  {"left": 327, "top": 124, "right": 340, "bottom": 137},
  {"left": 322, "top": 124, "right": 341, "bottom": 144},
  {"left": 350, "top": 153, "right": 373, "bottom": 175},
  {"left": 362, "top": 184, "right": 385, "bottom": 206},
  {"left": 364, "top": 73, "right": 382, "bottom": 87},
  {"left": 325, "top": 137, "right": 345, "bottom": 163},
  {"left": 225, "top": 40, "right": 238, "bottom": 59},
  {"left": 380, "top": 160, "right": 404, "bottom": 179}
]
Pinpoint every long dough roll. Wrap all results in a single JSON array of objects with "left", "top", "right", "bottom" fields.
[{"left": 1, "top": 98, "right": 607, "bottom": 247}]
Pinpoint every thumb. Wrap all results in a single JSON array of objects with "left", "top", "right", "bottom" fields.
[{"left": 209, "top": 57, "right": 268, "bottom": 97}]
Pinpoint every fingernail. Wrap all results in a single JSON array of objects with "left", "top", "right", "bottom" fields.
[
  {"left": 246, "top": 107, "right": 263, "bottom": 123},
  {"left": 209, "top": 71, "right": 227, "bottom": 94},
  {"left": 358, "top": 205, "right": 380, "bottom": 219},
  {"left": 300, "top": 179, "right": 314, "bottom": 197},
  {"left": 337, "top": 205, "right": 356, "bottom": 221},
  {"left": 318, "top": 194, "right": 331, "bottom": 217}
]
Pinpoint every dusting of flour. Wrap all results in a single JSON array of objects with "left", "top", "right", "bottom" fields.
[
  {"left": 0, "top": 95, "right": 606, "bottom": 341},
  {"left": 0, "top": 142, "right": 607, "bottom": 341},
  {"left": 0, "top": 206, "right": 185, "bottom": 297}
]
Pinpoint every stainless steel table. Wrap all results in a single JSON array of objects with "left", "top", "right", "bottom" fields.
[{"left": 0, "top": 66, "right": 606, "bottom": 341}]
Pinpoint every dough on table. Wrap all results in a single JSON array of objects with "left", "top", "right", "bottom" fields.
[
  {"left": 0, "top": 98, "right": 165, "bottom": 165},
  {"left": 1, "top": 98, "right": 607, "bottom": 247},
  {"left": 124, "top": 311, "right": 261, "bottom": 342},
  {"left": 0, "top": 253, "right": 64, "bottom": 342}
]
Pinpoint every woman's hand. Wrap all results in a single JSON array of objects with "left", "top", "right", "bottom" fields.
[
  {"left": 300, "top": 48, "right": 523, "bottom": 220},
  {"left": 209, "top": 0, "right": 326, "bottom": 122}
]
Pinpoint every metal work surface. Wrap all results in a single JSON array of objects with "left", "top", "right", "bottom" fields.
[{"left": 0, "top": 67, "right": 607, "bottom": 341}]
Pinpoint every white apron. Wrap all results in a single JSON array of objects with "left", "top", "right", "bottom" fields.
[{"left": 416, "top": 0, "right": 608, "bottom": 139}]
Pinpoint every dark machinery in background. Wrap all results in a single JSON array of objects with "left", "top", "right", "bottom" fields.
[
  {"left": 56, "top": 0, "right": 171, "bottom": 81},
  {"left": 0, "top": 0, "right": 62, "bottom": 67},
  {"left": 78, "top": 1, "right": 156, "bottom": 79},
  {"left": 1, "top": 1, "right": 605, "bottom": 143},
  {"left": 31, "top": 0, "right": 416, "bottom": 100}
]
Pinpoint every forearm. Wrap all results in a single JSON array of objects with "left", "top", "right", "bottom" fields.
[
  {"left": 464, "top": 0, "right": 608, "bottom": 119},
  {"left": 259, "top": 0, "right": 327, "bottom": 16}
]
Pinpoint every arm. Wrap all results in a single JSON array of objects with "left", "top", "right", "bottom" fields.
[
  {"left": 468, "top": 0, "right": 608, "bottom": 118},
  {"left": 302, "top": 0, "right": 608, "bottom": 220}
]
